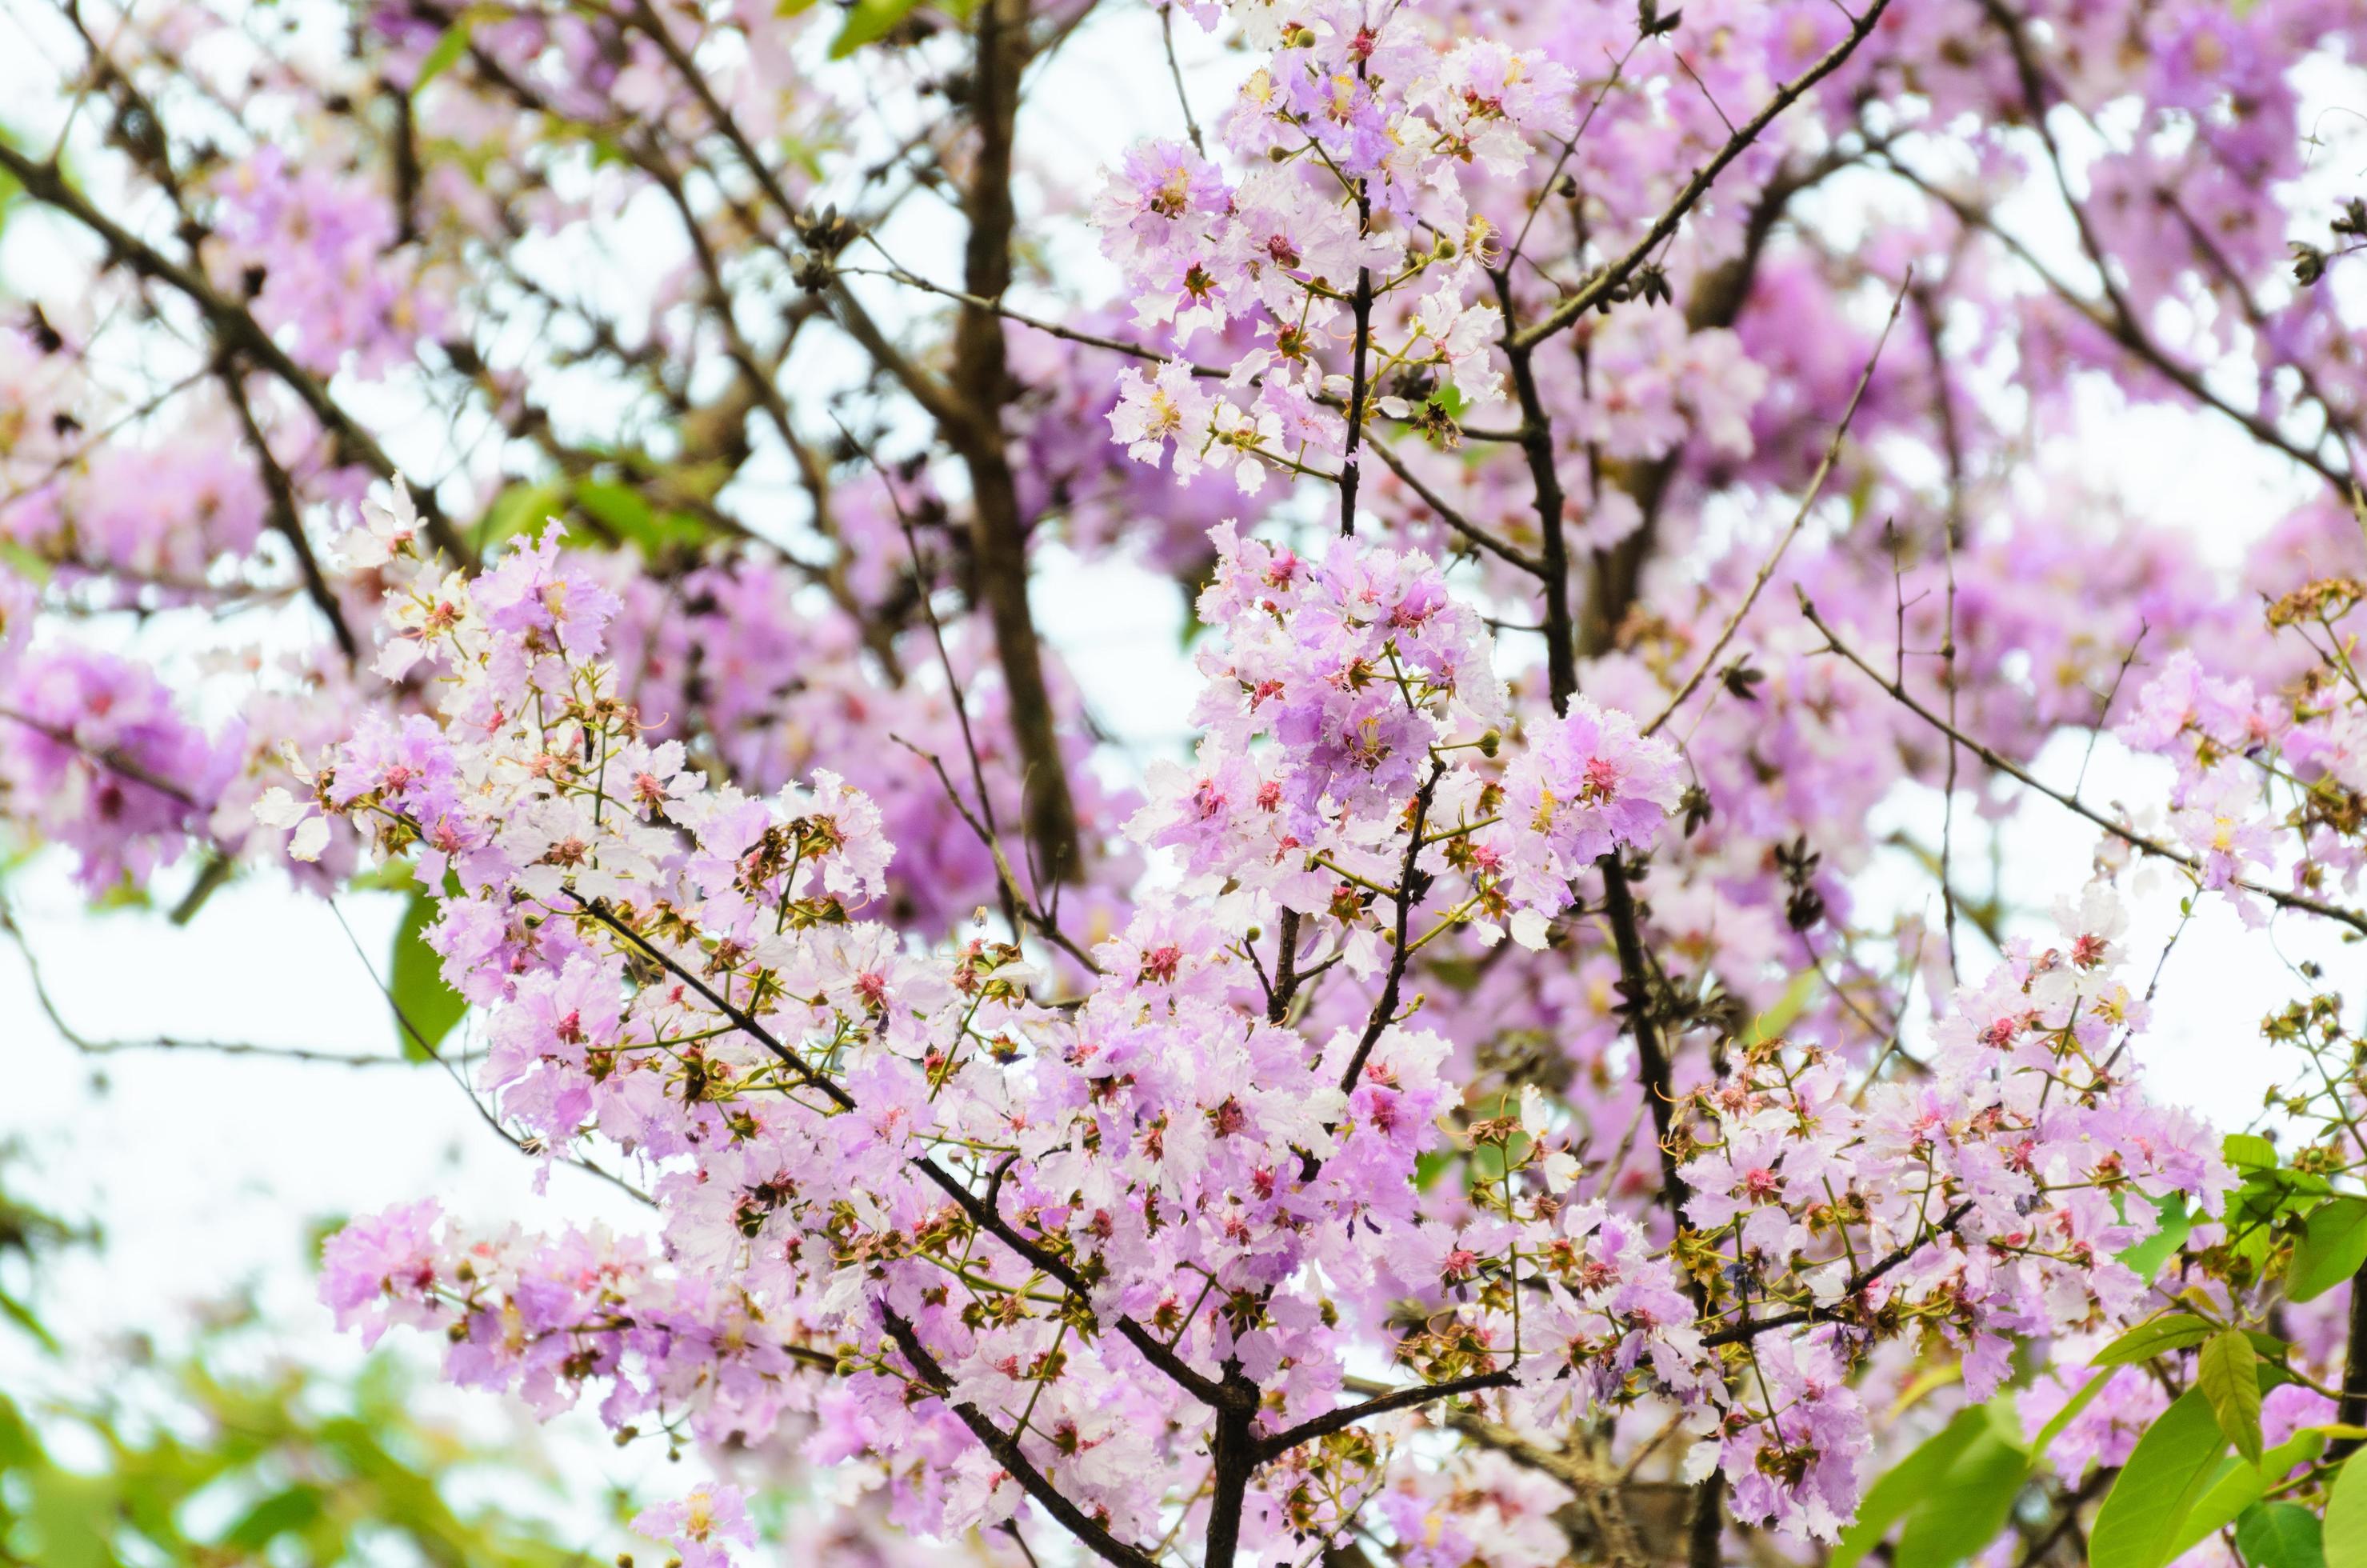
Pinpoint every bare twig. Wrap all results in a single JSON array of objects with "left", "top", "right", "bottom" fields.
[
  {"left": 1253, "top": 1368, "right": 1517, "bottom": 1459},
  {"left": 1507, "top": 0, "right": 1894, "bottom": 351},
  {"left": 0, "top": 144, "right": 468, "bottom": 562},
  {"left": 1801, "top": 594, "right": 2367, "bottom": 935},
  {"left": 1365, "top": 436, "right": 1548, "bottom": 574},
  {"left": 1641, "top": 274, "right": 1909, "bottom": 738}
]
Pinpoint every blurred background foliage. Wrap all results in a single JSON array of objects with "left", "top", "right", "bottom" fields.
[{"left": 0, "top": 1166, "right": 630, "bottom": 1567}]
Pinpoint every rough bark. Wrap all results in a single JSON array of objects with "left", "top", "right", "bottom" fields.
[{"left": 946, "top": 0, "right": 1085, "bottom": 886}]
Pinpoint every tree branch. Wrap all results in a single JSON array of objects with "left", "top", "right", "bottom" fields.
[
  {"left": 1640, "top": 273, "right": 1909, "bottom": 738},
  {"left": 0, "top": 144, "right": 469, "bottom": 562},
  {"left": 218, "top": 362, "right": 359, "bottom": 663},
  {"left": 1253, "top": 1368, "right": 1516, "bottom": 1460},
  {"left": 1700, "top": 1200, "right": 1975, "bottom": 1346},
  {"left": 944, "top": 0, "right": 1084, "bottom": 886},
  {"left": 1505, "top": 0, "right": 1894, "bottom": 352},
  {"left": 572, "top": 892, "right": 1232, "bottom": 1410},
  {"left": 1799, "top": 596, "right": 2367, "bottom": 935},
  {"left": 880, "top": 1308, "right": 1162, "bottom": 1568}
]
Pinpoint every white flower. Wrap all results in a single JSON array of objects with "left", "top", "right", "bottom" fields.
[
  {"left": 254, "top": 786, "right": 328, "bottom": 861},
  {"left": 1108, "top": 359, "right": 1215, "bottom": 470},
  {"left": 342, "top": 481, "right": 421, "bottom": 570}
]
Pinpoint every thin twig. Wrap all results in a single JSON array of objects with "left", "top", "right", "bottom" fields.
[
  {"left": 1801, "top": 595, "right": 2367, "bottom": 935},
  {"left": 1508, "top": 0, "right": 1894, "bottom": 351},
  {"left": 1364, "top": 436, "right": 1547, "bottom": 574},
  {"left": 1641, "top": 274, "right": 1909, "bottom": 738},
  {"left": 1253, "top": 1368, "right": 1517, "bottom": 1459},
  {"left": 1701, "top": 1201, "right": 1976, "bottom": 1346},
  {"left": 1158, "top": 1, "right": 1204, "bottom": 154},
  {"left": 325, "top": 898, "right": 654, "bottom": 1206},
  {"left": 2, "top": 902, "right": 409, "bottom": 1069}
]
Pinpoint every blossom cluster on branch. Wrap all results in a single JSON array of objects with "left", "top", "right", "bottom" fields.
[{"left": 8, "top": 0, "right": 2367, "bottom": 1560}]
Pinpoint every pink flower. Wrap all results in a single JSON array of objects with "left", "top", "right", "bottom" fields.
[{"left": 633, "top": 1482, "right": 756, "bottom": 1568}]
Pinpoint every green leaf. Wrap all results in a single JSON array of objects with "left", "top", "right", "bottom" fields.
[
  {"left": 2199, "top": 1330, "right": 2264, "bottom": 1466},
  {"left": 572, "top": 480, "right": 711, "bottom": 555},
  {"left": 2118, "top": 1193, "right": 2194, "bottom": 1277},
  {"left": 1827, "top": 1402, "right": 2017, "bottom": 1568},
  {"left": 26, "top": 1474, "right": 117, "bottom": 1568},
  {"left": 2096, "top": 1313, "right": 2217, "bottom": 1366},
  {"left": 0, "top": 1393, "right": 42, "bottom": 1467},
  {"left": 2329, "top": 1454, "right": 2367, "bottom": 1568},
  {"left": 2169, "top": 1429, "right": 2327, "bottom": 1560},
  {"left": 1894, "top": 1419, "right": 2029, "bottom": 1568},
  {"left": 829, "top": 0, "right": 922, "bottom": 56},
  {"left": 1832, "top": 1406, "right": 1993, "bottom": 1568},
  {"left": 475, "top": 481, "right": 566, "bottom": 547},
  {"left": 2226, "top": 1134, "right": 2280, "bottom": 1170},
  {"left": 390, "top": 892, "right": 464, "bottom": 1060},
  {"left": 572, "top": 478, "right": 654, "bottom": 538},
  {"left": 413, "top": 10, "right": 478, "bottom": 88},
  {"left": 2289, "top": 1197, "right": 2367, "bottom": 1303},
  {"left": 225, "top": 1484, "right": 326, "bottom": 1549},
  {"left": 0, "top": 1285, "right": 58, "bottom": 1352},
  {"left": 1744, "top": 969, "right": 1820, "bottom": 1047},
  {"left": 347, "top": 858, "right": 422, "bottom": 893},
  {"left": 2237, "top": 1503, "right": 2326, "bottom": 1568},
  {"left": 2089, "top": 1390, "right": 2230, "bottom": 1568}
]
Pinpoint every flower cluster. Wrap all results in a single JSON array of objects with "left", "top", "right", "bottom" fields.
[
  {"left": 282, "top": 487, "right": 2241, "bottom": 1556},
  {"left": 17, "top": 0, "right": 2367, "bottom": 1559},
  {"left": 1096, "top": 1, "right": 1573, "bottom": 490},
  {"left": 209, "top": 146, "right": 444, "bottom": 380}
]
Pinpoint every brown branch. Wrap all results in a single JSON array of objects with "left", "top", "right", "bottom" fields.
[
  {"left": 1253, "top": 1368, "right": 1516, "bottom": 1460},
  {"left": 946, "top": 0, "right": 1082, "bottom": 886},
  {"left": 571, "top": 896, "right": 859, "bottom": 1110},
  {"left": 318, "top": 898, "right": 656, "bottom": 1207},
  {"left": 219, "top": 363, "right": 359, "bottom": 663},
  {"left": 1700, "top": 1201, "right": 1975, "bottom": 1346},
  {"left": 1338, "top": 206, "right": 1375, "bottom": 534},
  {"left": 850, "top": 262, "right": 1229, "bottom": 377},
  {"left": 1505, "top": 0, "right": 1894, "bottom": 352},
  {"left": 570, "top": 892, "right": 1225, "bottom": 1410},
  {"left": 621, "top": 0, "right": 810, "bottom": 249},
  {"left": 1265, "top": 907, "right": 1303, "bottom": 1025},
  {"left": 1158, "top": 0, "right": 1204, "bottom": 154},
  {"left": 1437, "top": 1406, "right": 1665, "bottom": 1567},
  {"left": 1597, "top": 854, "right": 1686, "bottom": 1202},
  {"left": 1877, "top": 152, "right": 2353, "bottom": 496},
  {"left": 1334, "top": 763, "right": 1444, "bottom": 1097},
  {"left": 4, "top": 901, "right": 409, "bottom": 1069},
  {"left": 1640, "top": 274, "right": 1909, "bottom": 738},
  {"left": 1799, "top": 595, "right": 2367, "bottom": 935},
  {"left": 890, "top": 734, "right": 1102, "bottom": 974},
  {"left": 1364, "top": 436, "right": 1548, "bottom": 574},
  {"left": 1913, "top": 277, "right": 1969, "bottom": 979},
  {"left": 880, "top": 1308, "right": 1162, "bottom": 1568},
  {"left": 0, "top": 706, "right": 207, "bottom": 812},
  {"left": 2337, "top": 1262, "right": 2367, "bottom": 1460},
  {"left": 1577, "top": 139, "right": 1867, "bottom": 661},
  {"left": 1493, "top": 266, "right": 1581, "bottom": 705},
  {"left": 0, "top": 144, "right": 469, "bottom": 562}
]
